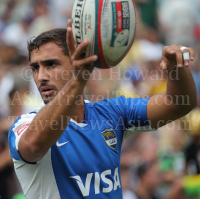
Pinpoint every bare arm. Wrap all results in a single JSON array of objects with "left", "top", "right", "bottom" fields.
[
  {"left": 19, "top": 21, "right": 98, "bottom": 163},
  {"left": 147, "top": 45, "right": 197, "bottom": 129}
]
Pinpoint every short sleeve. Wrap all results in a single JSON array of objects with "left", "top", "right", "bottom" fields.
[
  {"left": 108, "top": 96, "right": 150, "bottom": 128},
  {"left": 8, "top": 112, "right": 37, "bottom": 161}
]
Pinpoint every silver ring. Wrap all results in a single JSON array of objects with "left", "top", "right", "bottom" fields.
[
  {"left": 180, "top": 46, "right": 190, "bottom": 60},
  {"left": 180, "top": 46, "right": 189, "bottom": 52}
]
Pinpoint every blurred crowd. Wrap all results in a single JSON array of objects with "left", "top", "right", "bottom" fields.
[{"left": 0, "top": 0, "right": 200, "bottom": 199}]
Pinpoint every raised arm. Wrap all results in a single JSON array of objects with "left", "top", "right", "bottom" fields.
[
  {"left": 18, "top": 21, "right": 98, "bottom": 163},
  {"left": 147, "top": 45, "right": 197, "bottom": 129}
]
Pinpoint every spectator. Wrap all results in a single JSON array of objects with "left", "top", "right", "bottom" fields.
[
  {"left": 158, "top": 0, "right": 198, "bottom": 47},
  {"left": 2, "top": 17, "right": 32, "bottom": 55},
  {"left": 134, "top": 160, "right": 160, "bottom": 199},
  {"left": 121, "top": 165, "right": 138, "bottom": 199},
  {"left": 48, "top": 0, "right": 75, "bottom": 28},
  {"left": 28, "top": 0, "right": 53, "bottom": 38},
  {"left": 184, "top": 108, "right": 200, "bottom": 175}
]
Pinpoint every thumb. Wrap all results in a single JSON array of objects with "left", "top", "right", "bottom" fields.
[{"left": 160, "top": 61, "right": 167, "bottom": 71}]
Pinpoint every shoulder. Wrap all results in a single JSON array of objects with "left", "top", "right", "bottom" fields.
[
  {"left": 10, "top": 103, "right": 45, "bottom": 131},
  {"left": 8, "top": 102, "right": 45, "bottom": 161},
  {"left": 8, "top": 112, "right": 37, "bottom": 161},
  {"left": 93, "top": 96, "right": 150, "bottom": 111},
  {"left": 93, "top": 96, "right": 128, "bottom": 108},
  {"left": 9, "top": 101, "right": 45, "bottom": 135},
  {"left": 9, "top": 112, "right": 37, "bottom": 136},
  {"left": 92, "top": 96, "right": 127, "bottom": 115}
]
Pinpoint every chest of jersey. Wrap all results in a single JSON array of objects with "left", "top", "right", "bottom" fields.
[{"left": 50, "top": 108, "right": 123, "bottom": 198}]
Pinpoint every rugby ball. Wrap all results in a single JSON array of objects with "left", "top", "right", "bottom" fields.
[{"left": 72, "top": 0, "right": 136, "bottom": 69}]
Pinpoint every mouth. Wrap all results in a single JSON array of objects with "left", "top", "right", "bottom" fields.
[{"left": 40, "top": 86, "right": 55, "bottom": 96}]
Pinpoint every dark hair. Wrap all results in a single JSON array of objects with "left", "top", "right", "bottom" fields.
[{"left": 27, "top": 28, "right": 69, "bottom": 61}]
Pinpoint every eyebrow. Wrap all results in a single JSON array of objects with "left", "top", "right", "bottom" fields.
[
  {"left": 30, "top": 59, "right": 61, "bottom": 67},
  {"left": 30, "top": 62, "right": 39, "bottom": 67}
]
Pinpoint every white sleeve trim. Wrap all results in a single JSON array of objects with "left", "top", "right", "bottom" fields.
[{"left": 13, "top": 113, "right": 37, "bottom": 151}]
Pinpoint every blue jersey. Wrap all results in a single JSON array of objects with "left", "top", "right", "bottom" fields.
[{"left": 8, "top": 96, "right": 150, "bottom": 199}]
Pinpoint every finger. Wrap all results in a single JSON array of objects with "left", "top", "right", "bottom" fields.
[
  {"left": 68, "top": 19, "right": 77, "bottom": 49},
  {"left": 163, "top": 46, "right": 176, "bottom": 55},
  {"left": 179, "top": 46, "right": 190, "bottom": 67},
  {"left": 161, "top": 46, "right": 176, "bottom": 70},
  {"left": 73, "top": 40, "right": 89, "bottom": 60},
  {"left": 67, "top": 20, "right": 75, "bottom": 56},
  {"left": 172, "top": 45, "right": 184, "bottom": 67},
  {"left": 183, "top": 50, "right": 190, "bottom": 67},
  {"left": 73, "top": 55, "right": 98, "bottom": 70},
  {"left": 160, "top": 61, "right": 167, "bottom": 71},
  {"left": 68, "top": 19, "right": 72, "bottom": 28},
  {"left": 188, "top": 47, "right": 195, "bottom": 61}
]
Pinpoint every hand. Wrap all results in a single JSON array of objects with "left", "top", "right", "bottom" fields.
[
  {"left": 67, "top": 20, "right": 98, "bottom": 83},
  {"left": 160, "top": 45, "right": 195, "bottom": 71}
]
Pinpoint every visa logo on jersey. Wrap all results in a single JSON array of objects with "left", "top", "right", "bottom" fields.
[{"left": 70, "top": 167, "right": 121, "bottom": 197}]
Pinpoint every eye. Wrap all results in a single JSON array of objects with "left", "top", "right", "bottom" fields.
[
  {"left": 30, "top": 64, "right": 39, "bottom": 72},
  {"left": 46, "top": 62, "right": 57, "bottom": 68}
]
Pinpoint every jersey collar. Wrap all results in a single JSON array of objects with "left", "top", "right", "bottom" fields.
[{"left": 34, "top": 100, "right": 91, "bottom": 127}]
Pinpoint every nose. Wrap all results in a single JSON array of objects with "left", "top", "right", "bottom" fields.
[{"left": 37, "top": 66, "right": 50, "bottom": 83}]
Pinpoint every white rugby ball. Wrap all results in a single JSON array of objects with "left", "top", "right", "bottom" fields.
[{"left": 72, "top": 0, "right": 136, "bottom": 69}]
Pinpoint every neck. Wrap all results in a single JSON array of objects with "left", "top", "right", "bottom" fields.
[{"left": 71, "top": 94, "right": 85, "bottom": 123}]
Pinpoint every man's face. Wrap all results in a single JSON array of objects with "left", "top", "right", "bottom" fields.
[
  {"left": 114, "top": 29, "right": 129, "bottom": 47},
  {"left": 30, "top": 42, "right": 72, "bottom": 104}
]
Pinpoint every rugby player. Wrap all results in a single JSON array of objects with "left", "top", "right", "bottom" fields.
[{"left": 8, "top": 20, "right": 197, "bottom": 199}]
